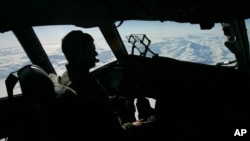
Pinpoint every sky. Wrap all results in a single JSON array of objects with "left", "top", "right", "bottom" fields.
[{"left": 1, "top": 20, "right": 250, "bottom": 98}]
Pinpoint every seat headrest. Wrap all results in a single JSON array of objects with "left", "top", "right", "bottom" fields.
[{"left": 18, "top": 65, "right": 56, "bottom": 102}]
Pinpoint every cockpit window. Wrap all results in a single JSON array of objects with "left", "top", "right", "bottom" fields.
[
  {"left": 0, "top": 31, "right": 31, "bottom": 98},
  {"left": 33, "top": 25, "right": 117, "bottom": 76},
  {"left": 246, "top": 19, "right": 250, "bottom": 44},
  {"left": 117, "top": 21, "right": 236, "bottom": 65},
  {"left": 0, "top": 26, "right": 117, "bottom": 98}
]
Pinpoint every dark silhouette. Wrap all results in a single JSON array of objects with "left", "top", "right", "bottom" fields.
[
  {"left": 18, "top": 65, "right": 56, "bottom": 102},
  {"left": 109, "top": 95, "right": 154, "bottom": 139},
  {"left": 135, "top": 97, "right": 157, "bottom": 139},
  {"left": 61, "top": 30, "right": 123, "bottom": 140},
  {"left": 7, "top": 65, "right": 57, "bottom": 141},
  {"left": 136, "top": 97, "right": 156, "bottom": 121},
  {"left": 109, "top": 95, "right": 136, "bottom": 124}
]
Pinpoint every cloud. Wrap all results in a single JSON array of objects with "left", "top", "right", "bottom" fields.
[{"left": 0, "top": 80, "right": 7, "bottom": 98}]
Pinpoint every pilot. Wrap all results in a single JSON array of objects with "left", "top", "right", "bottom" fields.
[{"left": 61, "top": 30, "right": 123, "bottom": 139}]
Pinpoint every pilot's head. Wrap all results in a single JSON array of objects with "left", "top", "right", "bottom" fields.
[{"left": 62, "top": 30, "right": 98, "bottom": 69}]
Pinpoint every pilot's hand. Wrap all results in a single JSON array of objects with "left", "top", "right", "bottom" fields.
[{"left": 132, "top": 119, "right": 151, "bottom": 127}]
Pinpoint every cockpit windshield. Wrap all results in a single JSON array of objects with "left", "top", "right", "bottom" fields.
[{"left": 117, "top": 20, "right": 237, "bottom": 65}]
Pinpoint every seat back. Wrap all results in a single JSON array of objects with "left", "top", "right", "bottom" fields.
[
  {"left": 5, "top": 64, "right": 57, "bottom": 141},
  {"left": 18, "top": 65, "right": 56, "bottom": 102}
]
